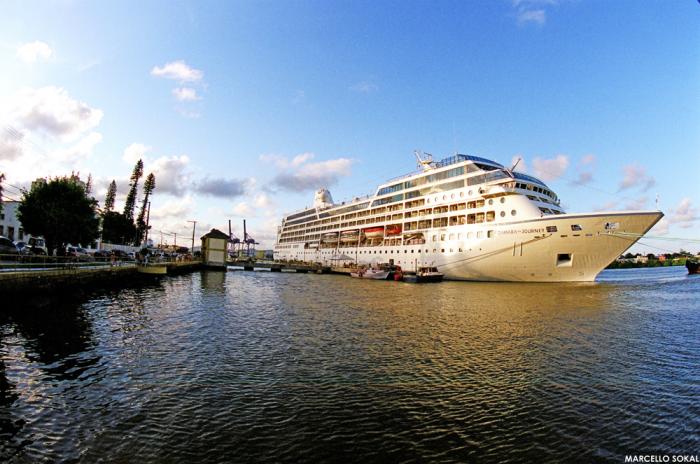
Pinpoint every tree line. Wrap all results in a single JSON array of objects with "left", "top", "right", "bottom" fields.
[{"left": 0, "top": 159, "right": 156, "bottom": 255}]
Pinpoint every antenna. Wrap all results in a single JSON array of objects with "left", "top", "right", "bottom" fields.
[
  {"left": 510, "top": 157, "right": 522, "bottom": 172},
  {"left": 414, "top": 150, "right": 434, "bottom": 171}
]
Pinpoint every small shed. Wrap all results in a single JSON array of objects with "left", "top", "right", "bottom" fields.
[{"left": 201, "top": 228, "right": 229, "bottom": 269}]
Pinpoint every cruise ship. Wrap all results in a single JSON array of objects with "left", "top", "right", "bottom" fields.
[{"left": 273, "top": 153, "right": 663, "bottom": 282}]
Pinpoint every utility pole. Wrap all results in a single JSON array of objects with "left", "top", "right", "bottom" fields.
[{"left": 187, "top": 220, "right": 197, "bottom": 252}]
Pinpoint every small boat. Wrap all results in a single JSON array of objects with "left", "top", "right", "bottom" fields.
[
  {"left": 385, "top": 224, "right": 402, "bottom": 236},
  {"left": 687, "top": 259, "right": 699, "bottom": 275},
  {"left": 402, "top": 266, "right": 444, "bottom": 283},
  {"left": 321, "top": 232, "right": 339, "bottom": 243},
  {"left": 350, "top": 267, "right": 390, "bottom": 279},
  {"left": 363, "top": 227, "right": 385, "bottom": 239},
  {"left": 340, "top": 230, "right": 359, "bottom": 243},
  {"left": 137, "top": 263, "right": 168, "bottom": 275}
]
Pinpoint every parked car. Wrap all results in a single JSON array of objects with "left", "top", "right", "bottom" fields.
[
  {"left": 66, "top": 246, "right": 92, "bottom": 261},
  {"left": 27, "top": 237, "right": 48, "bottom": 255},
  {"left": 93, "top": 249, "right": 112, "bottom": 260},
  {"left": 0, "top": 236, "right": 20, "bottom": 258},
  {"left": 111, "top": 249, "right": 130, "bottom": 260},
  {"left": 14, "top": 241, "right": 33, "bottom": 255}
]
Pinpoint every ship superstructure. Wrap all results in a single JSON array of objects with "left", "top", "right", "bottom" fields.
[{"left": 273, "top": 153, "right": 662, "bottom": 282}]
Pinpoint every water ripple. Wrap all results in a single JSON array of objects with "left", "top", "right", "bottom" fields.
[{"left": 0, "top": 268, "right": 698, "bottom": 462}]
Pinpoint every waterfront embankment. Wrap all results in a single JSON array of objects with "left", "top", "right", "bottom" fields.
[{"left": 0, "top": 260, "right": 203, "bottom": 299}]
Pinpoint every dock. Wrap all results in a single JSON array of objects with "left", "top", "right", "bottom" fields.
[{"left": 227, "top": 259, "right": 332, "bottom": 273}]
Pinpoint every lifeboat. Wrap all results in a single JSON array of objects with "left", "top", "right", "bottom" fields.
[
  {"left": 385, "top": 224, "right": 402, "bottom": 236},
  {"left": 363, "top": 227, "right": 384, "bottom": 239},
  {"left": 321, "top": 232, "right": 339, "bottom": 243},
  {"left": 339, "top": 230, "right": 359, "bottom": 243}
]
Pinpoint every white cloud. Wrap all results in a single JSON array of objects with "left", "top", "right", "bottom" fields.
[
  {"left": 52, "top": 131, "right": 103, "bottom": 162},
  {"left": 16, "top": 41, "right": 53, "bottom": 63},
  {"left": 151, "top": 60, "right": 203, "bottom": 82},
  {"left": 350, "top": 81, "right": 379, "bottom": 94},
  {"left": 271, "top": 155, "right": 354, "bottom": 192},
  {"left": 8, "top": 86, "right": 103, "bottom": 142},
  {"left": 532, "top": 154, "right": 569, "bottom": 181},
  {"left": 146, "top": 155, "right": 190, "bottom": 196},
  {"left": 624, "top": 196, "right": 649, "bottom": 211},
  {"left": 172, "top": 87, "right": 200, "bottom": 101},
  {"left": 669, "top": 198, "right": 698, "bottom": 229},
  {"left": 650, "top": 217, "right": 669, "bottom": 236},
  {"left": 123, "top": 143, "right": 152, "bottom": 164},
  {"left": 580, "top": 154, "right": 596, "bottom": 165},
  {"left": 0, "top": 126, "right": 25, "bottom": 161},
  {"left": 232, "top": 202, "right": 254, "bottom": 217},
  {"left": 194, "top": 176, "right": 251, "bottom": 198},
  {"left": 513, "top": 0, "right": 559, "bottom": 26},
  {"left": 254, "top": 193, "right": 272, "bottom": 209},
  {"left": 150, "top": 196, "right": 194, "bottom": 220},
  {"left": 619, "top": 164, "right": 655, "bottom": 192},
  {"left": 259, "top": 152, "right": 315, "bottom": 169}
]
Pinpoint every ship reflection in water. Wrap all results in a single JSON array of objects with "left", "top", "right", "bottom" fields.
[{"left": 0, "top": 267, "right": 698, "bottom": 462}]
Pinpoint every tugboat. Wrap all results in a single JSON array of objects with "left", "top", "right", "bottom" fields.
[
  {"left": 402, "top": 266, "right": 444, "bottom": 283},
  {"left": 686, "top": 258, "right": 699, "bottom": 275}
]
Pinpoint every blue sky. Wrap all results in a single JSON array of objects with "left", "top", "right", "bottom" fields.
[{"left": 1, "top": 0, "right": 698, "bottom": 253}]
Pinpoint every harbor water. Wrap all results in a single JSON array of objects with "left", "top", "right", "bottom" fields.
[{"left": 1, "top": 267, "right": 698, "bottom": 462}]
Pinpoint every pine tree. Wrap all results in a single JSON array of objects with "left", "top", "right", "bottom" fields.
[
  {"left": 123, "top": 159, "right": 143, "bottom": 222},
  {"left": 135, "top": 173, "right": 156, "bottom": 244},
  {"left": 85, "top": 174, "right": 93, "bottom": 195},
  {"left": 104, "top": 180, "right": 117, "bottom": 213}
]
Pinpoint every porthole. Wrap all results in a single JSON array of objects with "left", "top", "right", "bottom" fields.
[
  {"left": 500, "top": 211, "right": 506, "bottom": 217},
  {"left": 488, "top": 199, "right": 494, "bottom": 205},
  {"left": 511, "top": 209, "right": 517, "bottom": 216},
  {"left": 500, "top": 197, "right": 505, "bottom": 204},
  {"left": 460, "top": 192, "right": 464, "bottom": 198},
  {"left": 451, "top": 193, "right": 455, "bottom": 199},
  {"left": 442, "top": 195, "right": 447, "bottom": 201},
  {"left": 468, "top": 190, "right": 473, "bottom": 196}
]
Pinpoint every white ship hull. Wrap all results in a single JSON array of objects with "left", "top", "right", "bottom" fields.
[
  {"left": 274, "top": 153, "right": 663, "bottom": 283},
  {"left": 277, "top": 211, "right": 661, "bottom": 282}
]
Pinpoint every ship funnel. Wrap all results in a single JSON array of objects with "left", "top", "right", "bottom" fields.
[{"left": 314, "top": 188, "right": 334, "bottom": 208}]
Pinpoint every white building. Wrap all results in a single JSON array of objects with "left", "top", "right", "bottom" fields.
[{"left": 0, "top": 201, "right": 30, "bottom": 242}]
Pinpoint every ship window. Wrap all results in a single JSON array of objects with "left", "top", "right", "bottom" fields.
[
  {"left": 467, "top": 232, "right": 473, "bottom": 239},
  {"left": 449, "top": 234, "right": 455, "bottom": 240},
  {"left": 500, "top": 211, "right": 506, "bottom": 217},
  {"left": 459, "top": 248, "right": 463, "bottom": 252},
  {"left": 487, "top": 230, "right": 494, "bottom": 238},
  {"left": 500, "top": 197, "right": 505, "bottom": 203},
  {"left": 432, "top": 235, "right": 437, "bottom": 241},
  {"left": 441, "top": 249, "right": 445, "bottom": 253},
  {"left": 476, "top": 231, "right": 483, "bottom": 239},
  {"left": 546, "top": 226, "right": 558, "bottom": 233},
  {"left": 460, "top": 192, "right": 464, "bottom": 197},
  {"left": 433, "top": 249, "right": 437, "bottom": 253},
  {"left": 488, "top": 199, "right": 493, "bottom": 205},
  {"left": 556, "top": 253, "right": 573, "bottom": 267},
  {"left": 511, "top": 209, "right": 517, "bottom": 216},
  {"left": 457, "top": 233, "right": 462, "bottom": 239},
  {"left": 440, "top": 234, "right": 446, "bottom": 241},
  {"left": 571, "top": 224, "right": 583, "bottom": 231},
  {"left": 486, "top": 211, "right": 495, "bottom": 222}
]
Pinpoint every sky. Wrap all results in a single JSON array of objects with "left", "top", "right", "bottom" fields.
[{"left": 1, "top": 0, "right": 698, "bottom": 253}]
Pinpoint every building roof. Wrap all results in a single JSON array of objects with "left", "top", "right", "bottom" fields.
[{"left": 201, "top": 228, "right": 230, "bottom": 240}]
